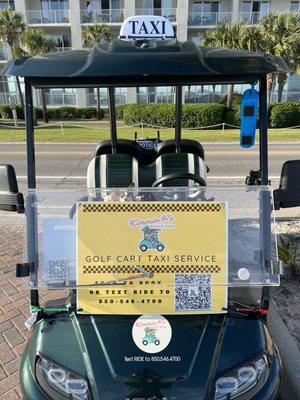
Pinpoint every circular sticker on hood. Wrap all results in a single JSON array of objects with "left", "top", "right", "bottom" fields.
[{"left": 132, "top": 315, "right": 172, "bottom": 353}]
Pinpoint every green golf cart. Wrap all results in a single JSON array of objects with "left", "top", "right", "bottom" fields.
[{"left": 1, "top": 14, "right": 300, "bottom": 400}]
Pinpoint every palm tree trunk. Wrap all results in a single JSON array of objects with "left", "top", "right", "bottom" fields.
[
  {"left": 96, "top": 88, "right": 101, "bottom": 120},
  {"left": 267, "top": 73, "right": 274, "bottom": 104},
  {"left": 226, "top": 84, "right": 234, "bottom": 108},
  {"left": 16, "top": 77, "right": 24, "bottom": 108},
  {"left": 40, "top": 89, "right": 49, "bottom": 123},
  {"left": 277, "top": 72, "right": 287, "bottom": 103}
]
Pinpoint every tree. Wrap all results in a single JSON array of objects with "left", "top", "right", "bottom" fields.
[
  {"left": 82, "top": 24, "right": 111, "bottom": 119},
  {"left": 201, "top": 21, "right": 247, "bottom": 108},
  {"left": 82, "top": 24, "right": 111, "bottom": 46},
  {"left": 0, "top": 8, "right": 26, "bottom": 107},
  {"left": 21, "top": 29, "right": 56, "bottom": 122},
  {"left": 258, "top": 13, "right": 300, "bottom": 102}
]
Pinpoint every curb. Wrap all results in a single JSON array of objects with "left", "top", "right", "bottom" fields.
[{"left": 269, "top": 299, "right": 300, "bottom": 400}]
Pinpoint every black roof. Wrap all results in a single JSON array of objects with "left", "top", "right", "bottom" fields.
[{"left": 3, "top": 39, "right": 288, "bottom": 88}]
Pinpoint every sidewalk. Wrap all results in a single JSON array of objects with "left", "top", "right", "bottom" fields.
[{"left": 0, "top": 223, "right": 59, "bottom": 399}]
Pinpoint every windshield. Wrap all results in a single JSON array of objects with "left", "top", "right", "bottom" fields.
[{"left": 23, "top": 186, "right": 279, "bottom": 314}]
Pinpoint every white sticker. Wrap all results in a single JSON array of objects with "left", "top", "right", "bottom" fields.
[
  {"left": 132, "top": 315, "right": 172, "bottom": 354},
  {"left": 238, "top": 267, "right": 250, "bottom": 281}
]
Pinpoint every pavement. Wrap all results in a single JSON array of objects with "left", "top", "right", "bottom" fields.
[
  {"left": 0, "top": 141, "right": 300, "bottom": 398},
  {"left": 1, "top": 141, "right": 300, "bottom": 191}
]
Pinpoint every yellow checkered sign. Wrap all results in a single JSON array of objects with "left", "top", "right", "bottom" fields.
[{"left": 77, "top": 201, "right": 228, "bottom": 315}]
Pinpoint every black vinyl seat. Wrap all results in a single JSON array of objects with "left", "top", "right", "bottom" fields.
[
  {"left": 95, "top": 139, "right": 140, "bottom": 159},
  {"left": 95, "top": 139, "right": 156, "bottom": 166},
  {"left": 156, "top": 139, "right": 205, "bottom": 160}
]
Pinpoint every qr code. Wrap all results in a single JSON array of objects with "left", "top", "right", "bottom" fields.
[
  {"left": 174, "top": 274, "right": 212, "bottom": 311},
  {"left": 48, "top": 259, "right": 69, "bottom": 280}
]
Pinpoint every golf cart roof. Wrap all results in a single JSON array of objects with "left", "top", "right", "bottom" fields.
[{"left": 3, "top": 40, "right": 288, "bottom": 88}]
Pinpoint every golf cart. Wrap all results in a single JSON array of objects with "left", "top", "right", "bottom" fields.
[{"left": 1, "top": 14, "right": 300, "bottom": 400}]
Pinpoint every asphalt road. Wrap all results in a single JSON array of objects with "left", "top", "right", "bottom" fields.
[{"left": 1, "top": 142, "right": 299, "bottom": 192}]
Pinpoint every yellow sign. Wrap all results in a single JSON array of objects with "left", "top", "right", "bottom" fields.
[{"left": 77, "top": 201, "right": 228, "bottom": 315}]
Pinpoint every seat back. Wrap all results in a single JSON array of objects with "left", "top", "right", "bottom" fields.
[
  {"left": 87, "top": 154, "right": 138, "bottom": 188},
  {"left": 153, "top": 152, "right": 207, "bottom": 187},
  {"left": 156, "top": 139, "right": 205, "bottom": 160}
]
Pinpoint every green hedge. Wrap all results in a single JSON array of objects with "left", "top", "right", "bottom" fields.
[
  {"left": 269, "top": 103, "right": 300, "bottom": 128},
  {"left": 123, "top": 103, "right": 227, "bottom": 128},
  {"left": 224, "top": 106, "right": 241, "bottom": 127},
  {"left": 220, "top": 92, "right": 242, "bottom": 107},
  {"left": 0, "top": 105, "right": 104, "bottom": 120}
]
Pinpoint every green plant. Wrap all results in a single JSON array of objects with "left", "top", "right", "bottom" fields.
[
  {"left": 225, "top": 106, "right": 241, "bottom": 127},
  {"left": 220, "top": 93, "right": 242, "bottom": 107},
  {"left": 269, "top": 102, "right": 300, "bottom": 128},
  {"left": 0, "top": 105, "right": 13, "bottom": 119},
  {"left": 278, "top": 236, "right": 299, "bottom": 277},
  {"left": 115, "top": 104, "right": 127, "bottom": 119},
  {"left": 122, "top": 103, "right": 226, "bottom": 128}
]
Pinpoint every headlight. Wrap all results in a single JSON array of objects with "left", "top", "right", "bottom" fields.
[
  {"left": 36, "top": 355, "right": 90, "bottom": 399},
  {"left": 215, "top": 355, "right": 268, "bottom": 399}
]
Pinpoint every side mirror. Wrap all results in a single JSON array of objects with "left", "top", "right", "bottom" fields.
[
  {"left": 274, "top": 160, "right": 300, "bottom": 210},
  {"left": 0, "top": 164, "right": 24, "bottom": 213}
]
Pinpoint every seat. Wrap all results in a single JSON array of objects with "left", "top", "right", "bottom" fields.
[
  {"left": 156, "top": 139, "right": 205, "bottom": 160},
  {"left": 87, "top": 154, "right": 138, "bottom": 188},
  {"left": 153, "top": 152, "right": 207, "bottom": 187},
  {"left": 95, "top": 139, "right": 157, "bottom": 166},
  {"left": 95, "top": 139, "right": 140, "bottom": 159}
]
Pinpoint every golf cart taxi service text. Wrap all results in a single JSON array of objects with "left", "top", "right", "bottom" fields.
[{"left": 85, "top": 254, "right": 217, "bottom": 263}]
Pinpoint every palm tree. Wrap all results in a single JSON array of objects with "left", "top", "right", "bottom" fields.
[
  {"left": 82, "top": 24, "right": 111, "bottom": 119},
  {"left": 259, "top": 13, "right": 300, "bottom": 102},
  {"left": 200, "top": 21, "right": 247, "bottom": 108},
  {"left": 0, "top": 8, "right": 26, "bottom": 107},
  {"left": 21, "top": 29, "right": 56, "bottom": 122},
  {"left": 82, "top": 24, "right": 111, "bottom": 45}
]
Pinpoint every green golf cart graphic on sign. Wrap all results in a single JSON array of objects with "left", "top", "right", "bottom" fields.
[
  {"left": 139, "top": 225, "right": 165, "bottom": 252},
  {"left": 142, "top": 326, "right": 160, "bottom": 346}
]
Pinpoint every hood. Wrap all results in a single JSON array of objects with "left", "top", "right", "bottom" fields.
[{"left": 31, "top": 313, "right": 268, "bottom": 400}]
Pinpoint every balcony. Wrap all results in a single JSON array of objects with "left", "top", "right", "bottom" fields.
[
  {"left": 86, "top": 92, "right": 127, "bottom": 107},
  {"left": 0, "top": 45, "right": 11, "bottom": 62},
  {"left": 188, "top": 12, "right": 231, "bottom": 26},
  {"left": 135, "top": 8, "right": 177, "bottom": 22},
  {"left": 237, "top": 11, "right": 268, "bottom": 24},
  {"left": 55, "top": 47, "right": 73, "bottom": 52},
  {"left": 137, "top": 92, "right": 174, "bottom": 103},
  {"left": 27, "top": 9, "right": 70, "bottom": 25},
  {"left": 44, "top": 92, "right": 76, "bottom": 107},
  {"left": 81, "top": 9, "right": 124, "bottom": 24}
]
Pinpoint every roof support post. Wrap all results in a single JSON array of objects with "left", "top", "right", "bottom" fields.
[
  {"left": 259, "top": 74, "right": 271, "bottom": 310},
  {"left": 175, "top": 85, "right": 182, "bottom": 154},
  {"left": 259, "top": 75, "right": 268, "bottom": 185},
  {"left": 108, "top": 87, "right": 117, "bottom": 155},
  {"left": 25, "top": 79, "right": 36, "bottom": 189},
  {"left": 24, "top": 78, "right": 39, "bottom": 308}
]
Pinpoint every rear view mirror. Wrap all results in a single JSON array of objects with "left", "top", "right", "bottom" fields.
[
  {"left": 274, "top": 160, "right": 300, "bottom": 210},
  {"left": 0, "top": 164, "right": 24, "bottom": 213}
]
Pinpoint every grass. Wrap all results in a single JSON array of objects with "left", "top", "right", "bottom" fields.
[{"left": 0, "top": 121, "right": 299, "bottom": 143}]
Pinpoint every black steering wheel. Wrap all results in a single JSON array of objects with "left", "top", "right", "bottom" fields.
[{"left": 152, "top": 173, "right": 206, "bottom": 187}]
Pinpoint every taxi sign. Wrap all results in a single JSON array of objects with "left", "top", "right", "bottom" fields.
[
  {"left": 76, "top": 201, "right": 228, "bottom": 315},
  {"left": 119, "top": 15, "right": 175, "bottom": 40}
]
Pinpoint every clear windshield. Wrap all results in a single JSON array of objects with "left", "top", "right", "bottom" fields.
[{"left": 23, "top": 186, "right": 280, "bottom": 314}]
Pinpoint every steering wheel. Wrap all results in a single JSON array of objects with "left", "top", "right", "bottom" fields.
[{"left": 152, "top": 173, "right": 206, "bottom": 188}]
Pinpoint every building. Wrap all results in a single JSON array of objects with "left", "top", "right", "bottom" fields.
[{"left": 0, "top": 0, "right": 299, "bottom": 107}]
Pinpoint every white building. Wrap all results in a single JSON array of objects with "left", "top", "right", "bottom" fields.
[{"left": 0, "top": 0, "right": 299, "bottom": 107}]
